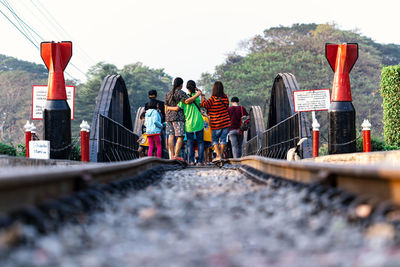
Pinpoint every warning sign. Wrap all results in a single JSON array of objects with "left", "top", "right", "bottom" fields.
[
  {"left": 293, "top": 89, "right": 330, "bottom": 112},
  {"left": 29, "top": 140, "right": 50, "bottom": 159},
  {"left": 32, "top": 85, "right": 75, "bottom": 120}
]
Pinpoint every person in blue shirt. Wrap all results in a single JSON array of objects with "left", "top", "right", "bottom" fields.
[{"left": 145, "top": 99, "right": 163, "bottom": 158}]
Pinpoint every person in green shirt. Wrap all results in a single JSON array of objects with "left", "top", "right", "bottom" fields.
[{"left": 178, "top": 80, "right": 204, "bottom": 165}]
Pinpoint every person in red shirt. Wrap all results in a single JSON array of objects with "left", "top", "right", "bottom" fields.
[
  {"left": 201, "top": 81, "right": 230, "bottom": 161},
  {"left": 228, "top": 97, "right": 248, "bottom": 158}
]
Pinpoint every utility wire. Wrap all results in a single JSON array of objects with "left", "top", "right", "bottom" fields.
[
  {"left": 29, "top": 0, "right": 93, "bottom": 79},
  {"left": 0, "top": 1, "right": 77, "bottom": 80},
  {"left": 35, "top": 0, "right": 95, "bottom": 64},
  {"left": 0, "top": 0, "right": 92, "bottom": 81},
  {"left": 0, "top": 4, "right": 38, "bottom": 49},
  {"left": 1, "top": 0, "right": 43, "bottom": 44},
  {"left": 2, "top": 0, "right": 33, "bottom": 42},
  {"left": 29, "top": 0, "right": 95, "bottom": 68}
]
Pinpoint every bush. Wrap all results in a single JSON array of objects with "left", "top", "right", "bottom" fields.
[
  {"left": 319, "top": 143, "right": 328, "bottom": 156},
  {"left": 380, "top": 65, "right": 400, "bottom": 146},
  {"left": 0, "top": 142, "right": 16, "bottom": 156},
  {"left": 356, "top": 135, "right": 386, "bottom": 152},
  {"left": 16, "top": 144, "right": 26, "bottom": 157},
  {"left": 70, "top": 145, "right": 81, "bottom": 161},
  {"left": 384, "top": 144, "right": 400, "bottom": 151}
]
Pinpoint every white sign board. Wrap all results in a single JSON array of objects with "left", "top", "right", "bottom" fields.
[
  {"left": 293, "top": 89, "right": 331, "bottom": 112},
  {"left": 29, "top": 140, "right": 50, "bottom": 159},
  {"left": 32, "top": 85, "right": 75, "bottom": 120}
]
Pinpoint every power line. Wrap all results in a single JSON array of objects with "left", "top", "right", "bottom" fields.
[
  {"left": 0, "top": 0, "right": 94, "bottom": 81},
  {"left": 1, "top": 0, "right": 43, "bottom": 43},
  {"left": 35, "top": 0, "right": 95, "bottom": 65},
  {"left": 0, "top": 1, "right": 76, "bottom": 80},
  {"left": 0, "top": 3, "right": 38, "bottom": 49},
  {"left": 29, "top": 0, "right": 95, "bottom": 68}
]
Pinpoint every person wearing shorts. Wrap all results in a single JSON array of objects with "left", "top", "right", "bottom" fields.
[
  {"left": 201, "top": 81, "right": 230, "bottom": 161},
  {"left": 165, "top": 77, "right": 201, "bottom": 160}
]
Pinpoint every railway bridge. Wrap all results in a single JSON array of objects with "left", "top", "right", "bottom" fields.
[{"left": 1, "top": 43, "right": 400, "bottom": 265}]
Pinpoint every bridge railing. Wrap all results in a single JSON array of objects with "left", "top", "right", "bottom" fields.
[
  {"left": 98, "top": 114, "right": 139, "bottom": 162},
  {"left": 243, "top": 135, "right": 259, "bottom": 156},
  {"left": 261, "top": 113, "right": 301, "bottom": 159}
]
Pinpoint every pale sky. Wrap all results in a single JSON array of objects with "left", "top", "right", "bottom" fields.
[{"left": 0, "top": 0, "right": 399, "bottom": 83}]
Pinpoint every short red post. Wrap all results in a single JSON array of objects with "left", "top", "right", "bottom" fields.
[
  {"left": 312, "top": 118, "right": 320, "bottom": 158},
  {"left": 30, "top": 123, "right": 37, "bottom": 141},
  {"left": 362, "top": 119, "right": 371, "bottom": 152},
  {"left": 24, "top": 121, "right": 32, "bottom": 158},
  {"left": 80, "top": 120, "right": 90, "bottom": 162}
]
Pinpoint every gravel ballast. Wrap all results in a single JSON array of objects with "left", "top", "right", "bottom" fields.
[{"left": 2, "top": 167, "right": 400, "bottom": 266}]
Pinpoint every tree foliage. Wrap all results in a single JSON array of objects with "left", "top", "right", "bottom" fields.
[
  {"left": 120, "top": 62, "right": 172, "bottom": 117},
  {"left": 73, "top": 62, "right": 119, "bottom": 133},
  {"left": 0, "top": 54, "right": 47, "bottom": 77},
  {"left": 0, "top": 142, "right": 16, "bottom": 156},
  {"left": 199, "top": 23, "right": 400, "bottom": 137},
  {"left": 73, "top": 62, "right": 172, "bottom": 134},
  {"left": 0, "top": 70, "right": 47, "bottom": 144}
]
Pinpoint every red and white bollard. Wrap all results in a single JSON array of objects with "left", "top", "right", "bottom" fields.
[
  {"left": 30, "top": 123, "right": 37, "bottom": 141},
  {"left": 362, "top": 119, "right": 371, "bottom": 152},
  {"left": 80, "top": 120, "right": 90, "bottom": 162},
  {"left": 24, "top": 121, "right": 32, "bottom": 158},
  {"left": 24, "top": 121, "right": 33, "bottom": 158},
  {"left": 312, "top": 118, "right": 320, "bottom": 158}
]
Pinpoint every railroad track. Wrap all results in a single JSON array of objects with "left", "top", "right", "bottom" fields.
[
  {"left": 228, "top": 156, "right": 400, "bottom": 206},
  {"left": 0, "top": 157, "right": 184, "bottom": 214},
  {"left": 1, "top": 155, "right": 400, "bottom": 228},
  {"left": 1, "top": 155, "right": 400, "bottom": 266}
]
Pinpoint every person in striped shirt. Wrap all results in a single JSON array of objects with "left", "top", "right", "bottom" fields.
[{"left": 200, "top": 81, "right": 231, "bottom": 161}]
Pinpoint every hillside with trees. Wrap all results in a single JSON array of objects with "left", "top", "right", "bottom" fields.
[
  {"left": 0, "top": 55, "right": 48, "bottom": 145},
  {"left": 198, "top": 23, "right": 400, "bottom": 137}
]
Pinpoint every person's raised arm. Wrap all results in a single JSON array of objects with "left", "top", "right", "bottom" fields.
[
  {"left": 201, "top": 94, "right": 212, "bottom": 109},
  {"left": 184, "top": 88, "right": 202, "bottom": 104}
]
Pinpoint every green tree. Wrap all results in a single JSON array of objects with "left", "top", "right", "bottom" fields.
[
  {"left": 197, "top": 72, "right": 216, "bottom": 96},
  {"left": 199, "top": 23, "right": 399, "bottom": 138},
  {"left": 0, "top": 54, "right": 47, "bottom": 77},
  {"left": 74, "top": 62, "right": 172, "bottom": 133},
  {"left": 73, "top": 62, "right": 118, "bottom": 134},
  {"left": 120, "top": 62, "right": 172, "bottom": 118}
]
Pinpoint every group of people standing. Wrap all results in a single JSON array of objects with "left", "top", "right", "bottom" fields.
[{"left": 139, "top": 77, "right": 248, "bottom": 165}]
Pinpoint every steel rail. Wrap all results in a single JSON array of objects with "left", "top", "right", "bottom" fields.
[
  {"left": 228, "top": 156, "right": 400, "bottom": 205},
  {"left": 0, "top": 158, "right": 184, "bottom": 213}
]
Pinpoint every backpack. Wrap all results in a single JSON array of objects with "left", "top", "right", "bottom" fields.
[{"left": 240, "top": 106, "right": 250, "bottom": 131}]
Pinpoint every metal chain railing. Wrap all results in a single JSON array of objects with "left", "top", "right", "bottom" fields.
[
  {"left": 49, "top": 135, "right": 81, "bottom": 152},
  {"left": 319, "top": 133, "right": 361, "bottom": 147}
]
